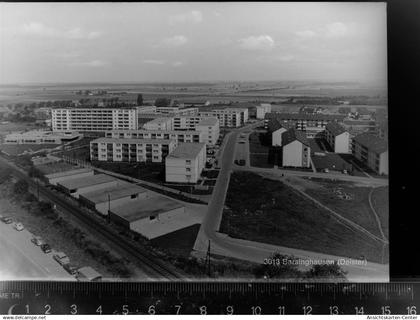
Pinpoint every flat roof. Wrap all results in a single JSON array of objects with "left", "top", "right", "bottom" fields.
[
  {"left": 58, "top": 174, "right": 118, "bottom": 190},
  {"left": 77, "top": 266, "right": 101, "bottom": 280},
  {"left": 167, "top": 142, "right": 206, "bottom": 159},
  {"left": 110, "top": 196, "right": 183, "bottom": 222},
  {"left": 91, "top": 137, "right": 174, "bottom": 144},
  {"left": 80, "top": 182, "right": 147, "bottom": 204},
  {"left": 197, "top": 118, "right": 218, "bottom": 126},
  {"left": 45, "top": 167, "right": 93, "bottom": 179}
]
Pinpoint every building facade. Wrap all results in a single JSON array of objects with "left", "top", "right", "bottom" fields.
[
  {"left": 195, "top": 118, "right": 220, "bottom": 146},
  {"left": 281, "top": 129, "right": 311, "bottom": 168},
  {"left": 165, "top": 142, "right": 206, "bottom": 183},
  {"left": 198, "top": 108, "right": 248, "bottom": 127},
  {"left": 52, "top": 108, "right": 138, "bottom": 132},
  {"left": 90, "top": 137, "right": 177, "bottom": 163},
  {"left": 324, "top": 122, "right": 351, "bottom": 153},
  {"left": 352, "top": 133, "right": 388, "bottom": 175},
  {"left": 256, "top": 103, "right": 272, "bottom": 119},
  {"left": 105, "top": 129, "right": 203, "bottom": 144}
]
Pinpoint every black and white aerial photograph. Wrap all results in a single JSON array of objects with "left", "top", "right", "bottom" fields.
[{"left": 0, "top": 2, "right": 388, "bottom": 282}]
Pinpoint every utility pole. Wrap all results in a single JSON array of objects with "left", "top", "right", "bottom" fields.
[
  {"left": 107, "top": 194, "right": 111, "bottom": 224},
  {"left": 206, "top": 240, "right": 211, "bottom": 277}
]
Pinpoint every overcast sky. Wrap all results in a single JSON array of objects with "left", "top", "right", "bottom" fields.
[{"left": 0, "top": 2, "right": 387, "bottom": 84}]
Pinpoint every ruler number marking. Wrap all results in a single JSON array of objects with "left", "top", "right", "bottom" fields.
[
  {"left": 174, "top": 305, "right": 181, "bottom": 315},
  {"left": 407, "top": 306, "right": 417, "bottom": 315},
  {"left": 122, "top": 304, "right": 129, "bottom": 315},
  {"left": 278, "top": 306, "right": 285, "bottom": 315},
  {"left": 44, "top": 304, "right": 51, "bottom": 315},
  {"left": 148, "top": 305, "right": 156, "bottom": 315},
  {"left": 70, "top": 304, "right": 77, "bottom": 315},
  {"left": 25, "top": 304, "right": 30, "bottom": 314},
  {"left": 381, "top": 306, "right": 391, "bottom": 315},
  {"left": 96, "top": 305, "right": 102, "bottom": 315},
  {"left": 303, "top": 305, "right": 312, "bottom": 315},
  {"left": 329, "top": 305, "right": 339, "bottom": 315},
  {"left": 355, "top": 306, "right": 364, "bottom": 315},
  {"left": 226, "top": 305, "right": 234, "bottom": 315},
  {"left": 251, "top": 306, "right": 262, "bottom": 315},
  {"left": 199, "top": 305, "right": 207, "bottom": 315}
]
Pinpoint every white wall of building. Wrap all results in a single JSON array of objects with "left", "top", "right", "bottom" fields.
[
  {"left": 282, "top": 141, "right": 303, "bottom": 167},
  {"left": 272, "top": 128, "right": 287, "bottom": 146},
  {"left": 334, "top": 132, "right": 350, "bottom": 153},
  {"left": 165, "top": 145, "right": 206, "bottom": 183}
]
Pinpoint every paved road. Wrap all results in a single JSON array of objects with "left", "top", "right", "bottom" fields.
[
  {"left": 0, "top": 222, "right": 75, "bottom": 281},
  {"left": 234, "top": 165, "right": 388, "bottom": 187},
  {"left": 193, "top": 121, "right": 389, "bottom": 282}
]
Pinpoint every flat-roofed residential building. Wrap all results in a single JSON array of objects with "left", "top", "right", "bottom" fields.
[
  {"left": 45, "top": 168, "right": 94, "bottom": 186},
  {"left": 325, "top": 122, "right": 351, "bottom": 153},
  {"left": 256, "top": 103, "right": 272, "bottom": 119},
  {"left": 52, "top": 107, "right": 138, "bottom": 132},
  {"left": 173, "top": 116, "right": 204, "bottom": 130},
  {"left": 198, "top": 108, "right": 248, "bottom": 127},
  {"left": 57, "top": 174, "right": 120, "bottom": 198},
  {"left": 109, "top": 196, "right": 185, "bottom": 240},
  {"left": 143, "top": 117, "right": 174, "bottom": 131},
  {"left": 165, "top": 142, "right": 206, "bottom": 183},
  {"left": 105, "top": 129, "right": 203, "bottom": 144},
  {"left": 79, "top": 182, "right": 148, "bottom": 215},
  {"left": 136, "top": 105, "right": 157, "bottom": 113},
  {"left": 281, "top": 128, "right": 311, "bottom": 168},
  {"left": 352, "top": 133, "right": 388, "bottom": 175},
  {"left": 155, "top": 107, "right": 198, "bottom": 116},
  {"left": 90, "top": 137, "right": 177, "bottom": 163},
  {"left": 264, "top": 113, "right": 346, "bottom": 138},
  {"left": 4, "top": 130, "right": 82, "bottom": 144},
  {"left": 195, "top": 118, "right": 220, "bottom": 145}
]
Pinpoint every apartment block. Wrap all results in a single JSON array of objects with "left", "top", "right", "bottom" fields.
[
  {"left": 256, "top": 103, "right": 272, "bottom": 119},
  {"left": 195, "top": 118, "right": 220, "bottom": 146},
  {"left": 352, "top": 133, "right": 388, "bottom": 175},
  {"left": 52, "top": 108, "right": 138, "bottom": 132},
  {"left": 325, "top": 122, "right": 351, "bottom": 153},
  {"left": 105, "top": 129, "right": 203, "bottom": 144},
  {"left": 281, "top": 128, "right": 311, "bottom": 168},
  {"left": 90, "top": 137, "right": 177, "bottom": 163},
  {"left": 165, "top": 142, "right": 206, "bottom": 183},
  {"left": 198, "top": 108, "right": 248, "bottom": 127}
]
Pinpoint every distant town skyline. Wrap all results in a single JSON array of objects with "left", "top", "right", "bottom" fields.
[{"left": 0, "top": 2, "right": 387, "bottom": 84}]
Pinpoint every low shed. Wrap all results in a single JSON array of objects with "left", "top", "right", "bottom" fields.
[
  {"left": 45, "top": 168, "right": 94, "bottom": 185},
  {"left": 57, "top": 174, "right": 120, "bottom": 198},
  {"left": 79, "top": 182, "right": 148, "bottom": 215},
  {"left": 109, "top": 196, "right": 185, "bottom": 239}
]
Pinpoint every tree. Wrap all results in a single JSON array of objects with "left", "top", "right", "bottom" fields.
[
  {"left": 307, "top": 262, "right": 347, "bottom": 280},
  {"left": 136, "top": 94, "right": 144, "bottom": 106},
  {"left": 154, "top": 97, "right": 171, "bottom": 108},
  {"left": 13, "top": 179, "right": 29, "bottom": 195}
]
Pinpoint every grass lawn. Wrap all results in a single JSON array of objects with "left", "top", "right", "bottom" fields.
[
  {"left": 370, "top": 186, "right": 389, "bottom": 238},
  {"left": 219, "top": 171, "right": 387, "bottom": 263},
  {"left": 151, "top": 224, "right": 201, "bottom": 257},
  {"left": 60, "top": 145, "right": 91, "bottom": 161},
  {"left": 92, "top": 161, "right": 165, "bottom": 184},
  {"left": 303, "top": 179, "right": 386, "bottom": 240},
  {"left": 35, "top": 162, "right": 78, "bottom": 175}
]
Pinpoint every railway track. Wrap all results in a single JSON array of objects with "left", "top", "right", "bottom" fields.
[{"left": 0, "top": 157, "right": 184, "bottom": 281}]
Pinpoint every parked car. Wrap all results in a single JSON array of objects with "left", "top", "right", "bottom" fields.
[
  {"left": 63, "top": 264, "right": 79, "bottom": 276},
  {"left": 13, "top": 222, "right": 25, "bottom": 231},
  {"left": 31, "top": 236, "right": 45, "bottom": 246},
  {"left": 53, "top": 252, "right": 70, "bottom": 265},
  {"left": 323, "top": 168, "right": 330, "bottom": 173},
  {"left": 342, "top": 169, "right": 348, "bottom": 174},
  {"left": 40, "top": 244, "right": 52, "bottom": 254},
  {"left": 0, "top": 216, "right": 13, "bottom": 224}
]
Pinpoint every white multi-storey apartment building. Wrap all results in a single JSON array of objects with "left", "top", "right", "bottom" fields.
[
  {"left": 172, "top": 116, "right": 220, "bottom": 145},
  {"left": 256, "top": 103, "right": 272, "bottom": 119},
  {"left": 105, "top": 129, "right": 203, "bottom": 144},
  {"left": 52, "top": 108, "right": 138, "bottom": 132},
  {"left": 90, "top": 137, "right": 177, "bottom": 163},
  {"left": 352, "top": 133, "right": 388, "bottom": 175},
  {"left": 195, "top": 118, "right": 220, "bottom": 146},
  {"left": 324, "top": 122, "right": 350, "bottom": 153},
  {"left": 198, "top": 108, "right": 248, "bottom": 127},
  {"left": 165, "top": 143, "right": 206, "bottom": 183}
]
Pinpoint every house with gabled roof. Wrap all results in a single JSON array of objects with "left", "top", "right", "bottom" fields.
[
  {"left": 352, "top": 133, "right": 388, "bottom": 175},
  {"left": 325, "top": 122, "right": 350, "bottom": 153},
  {"left": 281, "top": 128, "right": 311, "bottom": 168}
]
